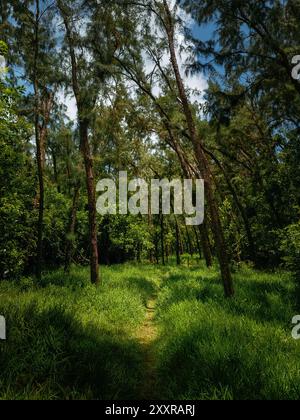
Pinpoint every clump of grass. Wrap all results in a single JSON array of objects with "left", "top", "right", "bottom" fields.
[
  {"left": 0, "top": 265, "right": 159, "bottom": 400},
  {"left": 154, "top": 265, "right": 300, "bottom": 400}
]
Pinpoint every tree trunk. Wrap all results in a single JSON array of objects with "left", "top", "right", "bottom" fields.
[
  {"left": 185, "top": 225, "right": 193, "bottom": 257},
  {"left": 175, "top": 217, "right": 181, "bottom": 265},
  {"left": 160, "top": 213, "right": 165, "bottom": 266},
  {"left": 120, "top": 54, "right": 214, "bottom": 269},
  {"left": 58, "top": 2, "right": 100, "bottom": 285},
  {"left": 51, "top": 149, "right": 61, "bottom": 193},
  {"left": 33, "top": 0, "right": 43, "bottom": 281},
  {"left": 163, "top": 0, "right": 234, "bottom": 297},
  {"left": 35, "top": 114, "right": 44, "bottom": 281},
  {"left": 199, "top": 222, "right": 213, "bottom": 268},
  {"left": 155, "top": 232, "right": 160, "bottom": 264},
  {"left": 148, "top": 210, "right": 154, "bottom": 263},
  {"left": 193, "top": 226, "right": 202, "bottom": 260},
  {"left": 64, "top": 185, "right": 80, "bottom": 273},
  {"left": 80, "top": 120, "right": 100, "bottom": 285},
  {"left": 170, "top": 137, "right": 214, "bottom": 267},
  {"left": 36, "top": 93, "right": 54, "bottom": 280}
]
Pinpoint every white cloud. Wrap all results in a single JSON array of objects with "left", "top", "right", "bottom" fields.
[{"left": 57, "top": 89, "right": 77, "bottom": 121}]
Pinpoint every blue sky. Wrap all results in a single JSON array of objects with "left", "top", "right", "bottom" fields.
[
  {"left": 4, "top": 2, "right": 217, "bottom": 121},
  {"left": 192, "top": 21, "right": 216, "bottom": 43}
]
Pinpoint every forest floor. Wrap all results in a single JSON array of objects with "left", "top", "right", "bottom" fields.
[
  {"left": 135, "top": 294, "right": 158, "bottom": 399},
  {"left": 0, "top": 259, "right": 300, "bottom": 400}
]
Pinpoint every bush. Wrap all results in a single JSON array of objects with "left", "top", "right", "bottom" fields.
[
  {"left": 0, "top": 76, "right": 36, "bottom": 279},
  {"left": 43, "top": 186, "right": 71, "bottom": 268},
  {"left": 281, "top": 221, "right": 300, "bottom": 272}
]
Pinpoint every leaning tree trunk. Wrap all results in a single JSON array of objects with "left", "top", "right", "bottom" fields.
[
  {"left": 163, "top": 0, "right": 234, "bottom": 297},
  {"left": 79, "top": 120, "right": 100, "bottom": 285},
  {"left": 122, "top": 59, "right": 214, "bottom": 269}
]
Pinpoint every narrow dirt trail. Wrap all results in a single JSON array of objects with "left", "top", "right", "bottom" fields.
[{"left": 135, "top": 295, "right": 159, "bottom": 400}]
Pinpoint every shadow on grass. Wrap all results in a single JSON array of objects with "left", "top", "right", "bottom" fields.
[
  {"left": 0, "top": 304, "right": 145, "bottom": 400},
  {"left": 154, "top": 320, "right": 300, "bottom": 400},
  {"left": 293, "top": 270, "right": 300, "bottom": 312},
  {"left": 37, "top": 270, "right": 90, "bottom": 289},
  {"left": 119, "top": 276, "right": 158, "bottom": 304}
]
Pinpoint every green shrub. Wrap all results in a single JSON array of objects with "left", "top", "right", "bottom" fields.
[
  {"left": 0, "top": 76, "right": 36, "bottom": 280},
  {"left": 281, "top": 221, "right": 300, "bottom": 272}
]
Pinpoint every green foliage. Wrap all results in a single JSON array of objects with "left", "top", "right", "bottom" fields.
[
  {"left": 0, "top": 0, "right": 299, "bottom": 402},
  {"left": 0, "top": 41, "right": 8, "bottom": 56},
  {"left": 280, "top": 220, "right": 300, "bottom": 273},
  {"left": 219, "top": 198, "right": 244, "bottom": 261},
  {"left": 43, "top": 186, "right": 71, "bottom": 267},
  {"left": 280, "top": 219, "right": 300, "bottom": 316},
  {"left": 0, "top": 73, "right": 35, "bottom": 279},
  {"left": 100, "top": 214, "right": 154, "bottom": 263}
]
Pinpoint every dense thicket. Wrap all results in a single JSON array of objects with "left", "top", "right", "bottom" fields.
[{"left": 0, "top": 0, "right": 299, "bottom": 292}]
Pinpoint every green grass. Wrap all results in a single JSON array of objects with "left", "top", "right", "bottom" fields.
[
  {"left": 0, "top": 261, "right": 299, "bottom": 400},
  {"left": 0, "top": 264, "right": 159, "bottom": 400},
  {"left": 154, "top": 263, "right": 300, "bottom": 400}
]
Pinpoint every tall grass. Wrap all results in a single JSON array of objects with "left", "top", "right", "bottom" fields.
[
  {"left": 0, "top": 262, "right": 299, "bottom": 400},
  {"left": 0, "top": 264, "right": 159, "bottom": 400},
  {"left": 154, "top": 264, "right": 300, "bottom": 400}
]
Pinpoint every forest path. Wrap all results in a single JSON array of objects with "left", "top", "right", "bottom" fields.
[{"left": 135, "top": 294, "right": 159, "bottom": 400}]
